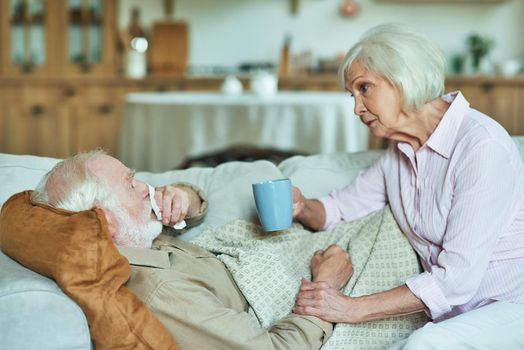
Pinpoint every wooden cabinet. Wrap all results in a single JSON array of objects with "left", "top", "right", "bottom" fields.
[
  {"left": 279, "top": 75, "right": 342, "bottom": 92},
  {"left": 0, "top": 0, "right": 117, "bottom": 78},
  {"left": 60, "top": 0, "right": 117, "bottom": 78},
  {"left": 445, "top": 76, "right": 524, "bottom": 137},
  {"left": 1, "top": 74, "right": 524, "bottom": 158},
  {"left": 0, "top": 83, "right": 73, "bottom": 157},
  {"left": 0, "top": 79, "right": 123, "bottom": 158},
  {"left": 0, "top": 0, "right": 119, "bottom": 157},
  {"left": 0, "top": 0, "right": 58, "bottom": 77},
  {"left": 375, "top": 0, "right": 507, "bottom": 3},
  {"left": 74, "top": 85, "right": 123, "bottom": 155}
]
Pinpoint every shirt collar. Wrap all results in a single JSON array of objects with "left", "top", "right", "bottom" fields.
[
  {"left": 425, "top": 91, "right": 470, "bottom": 159},
  {"left": 117, "top": 245, "right": 171, "bottom": 269}
]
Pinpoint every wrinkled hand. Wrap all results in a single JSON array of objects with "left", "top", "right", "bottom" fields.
[
  {"left": 154, "top": 185, "right": 189, "bottom": 226},
  {"left": 293, "top": 245, "right": 355, "bottom": 323},
  {"left": 292, "top": 186, "right": 305, "bottom": 219},
  {"left": 311, "top": 244, "right": 353, "bottom": 290},
  {"left": 293, "top": 279, "right": 356, "bottom": 323}
]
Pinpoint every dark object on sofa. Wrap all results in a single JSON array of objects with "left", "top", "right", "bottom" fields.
[{"left": 177, "top": 144, "right": 308, "bottom": 169}]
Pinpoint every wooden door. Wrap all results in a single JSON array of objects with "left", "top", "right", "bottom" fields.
[
  {"left": 0, "top": 85, "right": 5, "bottom": 151},
  {"left": 489, "top": 85, "right": 519, "bottom": 135},
  {"left": 446, "top": 79, "right": 521, "bottom": 136},
  {"left": 0, "top": 0, "right": 61, "bottom": 77},
  {"left": 515, "top": 86, "right": 524, "bottom": 136},
  {"left": 2, "top": 85, "right": 73, "bottom": 157},
  {"left": 73, "top": 85, "right": 123, "bottom": 156},
  {"left": 456, "top": 83, "right": 492, "bottom": 116},
  {"left": 60, "top": 0, "right": 117, "bottom": 78}
]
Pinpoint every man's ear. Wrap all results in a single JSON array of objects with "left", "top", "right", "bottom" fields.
[{"left": 102, "top": 208, "right": 119, "bottom": 240}]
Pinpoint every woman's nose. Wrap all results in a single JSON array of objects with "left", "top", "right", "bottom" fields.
[{"left": 353, "top": 96, "right": 366, "bottom": 116}]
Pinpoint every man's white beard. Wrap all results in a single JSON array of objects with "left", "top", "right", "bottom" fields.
[{"left": 111, "top": 205, "right": 163, "bottom": 248}]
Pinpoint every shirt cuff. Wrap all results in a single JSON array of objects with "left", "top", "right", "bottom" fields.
[
  {"left": 317, "top": 195, "right": 341, "bottom": 231},
  {"left": 406, "top": 272, "right": 451, "bottom": 320},
  {"left": 173, "top": 182, "right": 208, "bottom": 228}
]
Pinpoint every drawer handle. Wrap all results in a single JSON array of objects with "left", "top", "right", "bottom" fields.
[
  {"left": 21, "top": 61, "right": 34, "bottom": 74},
  {"left": 481, "top": 83, "right": 494, "bottom": 92},
  {"left": 31, "top": 105, "right": 45, "bottom": 116},
  {"left": 65, "top": 87, "right": 76, "bottom": 97},
  {"left": 98, "top": 104, "right": 113, "bottom": 115}
]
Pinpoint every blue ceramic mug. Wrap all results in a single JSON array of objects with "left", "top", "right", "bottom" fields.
[{"left": 252, "top": 178, "right": 292, "bottom": 231}]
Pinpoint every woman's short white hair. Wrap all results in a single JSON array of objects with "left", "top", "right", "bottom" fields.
[
  {"left": 31, "top": 149, "right": 114, "bottom": 211},
  {"left": 339, "top": 23, "right": 446, "bottom": 111}
]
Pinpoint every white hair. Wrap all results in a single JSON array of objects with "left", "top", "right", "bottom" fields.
[
  {"left": 31, "top": 149, "right": 113, "bottom": 211},
  {"left": 32, "top": 149, "right": 163, "bottom": 248},
  {"left": 339, "top": 23, "right": 446, "bottom": 111}
]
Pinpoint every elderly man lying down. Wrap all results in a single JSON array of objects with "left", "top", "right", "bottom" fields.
[{"left": 31, "top": 149, "right": 354, "bottom": 350}]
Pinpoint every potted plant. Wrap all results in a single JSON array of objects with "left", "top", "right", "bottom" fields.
[{"left": 466, "top": 34, "right": 494, "bottom": 73}]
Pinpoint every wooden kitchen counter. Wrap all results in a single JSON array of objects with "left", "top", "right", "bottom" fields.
[{"left": 1, "top": 73, "right": 524, "bottom": 158}]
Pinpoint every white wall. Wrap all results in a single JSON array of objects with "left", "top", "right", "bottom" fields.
[{"left": 118, "top": 0, "right": 524, "bottom": 69}]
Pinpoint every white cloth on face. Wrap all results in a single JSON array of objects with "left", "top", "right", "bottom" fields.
[{"left": 148, "top": 184, "right": 187, "bottom": 229}]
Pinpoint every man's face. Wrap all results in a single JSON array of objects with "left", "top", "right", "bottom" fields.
[{"left": 88, "top": 155, "right": 162, "bottom": 247}]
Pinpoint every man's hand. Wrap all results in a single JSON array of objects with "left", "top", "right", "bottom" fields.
[
  {"left": 155, "top": 185, "right": 189, "bottom": 226},
  {"left": 311, "top": 244, "right": 353, "bottom": 289}
]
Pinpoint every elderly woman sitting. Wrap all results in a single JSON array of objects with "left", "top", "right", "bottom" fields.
[{"left": 292, "top": 23, "right": 524, "bottom": 349}]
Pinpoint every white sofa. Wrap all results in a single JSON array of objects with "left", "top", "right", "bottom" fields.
[{"left": 1, "top": 137, "right": 523, "bottom": 349}]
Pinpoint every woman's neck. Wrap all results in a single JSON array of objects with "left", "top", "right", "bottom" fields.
[{"left": 394, "top": 97, "right": 450, "bottom": 152}]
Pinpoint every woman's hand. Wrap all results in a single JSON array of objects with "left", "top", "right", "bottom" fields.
[
  {"left": 155, "top": 185, "right": 189, "bottom": 225},
  {"left": 292, "top": 186, "right": 305, "bottom": 219},
  {"left": 293, "top": 279, "right": 358, "bottom": 323},
  {"left": 293, "top": 245, "right": 355, "bottom": 323},
  {"left": 291, "top": 186, "right": 326, "bottom": 231}
]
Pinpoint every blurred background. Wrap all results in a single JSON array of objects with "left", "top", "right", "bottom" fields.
[
  {"left": 1, "top": 0, "right": 523, "bottom": 170},
  {"left": 117, "top": 0, "right": 524, "bottom": 75}
]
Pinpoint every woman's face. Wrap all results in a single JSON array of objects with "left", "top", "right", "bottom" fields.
[{"left": 345, "top": 60, "right": 404, "bottom": 139}]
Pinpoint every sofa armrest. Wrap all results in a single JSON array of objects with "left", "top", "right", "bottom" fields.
[{"left": 0, "top": 250, "right": 92, "bottom": 350}]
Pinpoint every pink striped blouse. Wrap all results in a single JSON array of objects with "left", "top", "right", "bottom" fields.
[{"left": 319, "top": 92, "right": 524, "bottom": 321}]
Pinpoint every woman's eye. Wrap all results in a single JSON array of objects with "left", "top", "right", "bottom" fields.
[{"left": 359, "top": 83, "right": 369, "bottom": 94}]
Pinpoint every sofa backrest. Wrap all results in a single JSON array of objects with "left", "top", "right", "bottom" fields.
[{"left": 2, "top": 135, "right": 524, "bottom": 239}]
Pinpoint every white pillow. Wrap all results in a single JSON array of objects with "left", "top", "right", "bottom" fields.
[
  {"left": 279, "top": 150, "right": 383, "bottom": 198},
  {"left": 0, "top": 153, "right": 61, "bottom": 206},
  {"left": 0, "top": 152, "right": 283, "bottom": 240}
]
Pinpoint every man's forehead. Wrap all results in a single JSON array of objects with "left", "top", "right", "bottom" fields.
[{"left": 87, "top": 154, "right": 127, "bottom": 177}]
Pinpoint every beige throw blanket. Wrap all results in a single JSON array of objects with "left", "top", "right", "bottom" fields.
[{"left": 190, "top": 208, "right": 428, "bottom": 349}]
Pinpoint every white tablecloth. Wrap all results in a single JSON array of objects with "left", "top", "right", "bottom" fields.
[{"left": 118, "top": 92, "right": 368, "bottom": 172}]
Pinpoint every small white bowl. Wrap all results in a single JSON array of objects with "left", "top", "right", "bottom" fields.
[{"left": 498, "top": 59, "right": 522, "bottom": 77}]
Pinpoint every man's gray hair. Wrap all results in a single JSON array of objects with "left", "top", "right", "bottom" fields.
[
  {"left": 339, "top": 23, "right": 446, "bottom": 111},
  {"left": 31, "top": 149, "right": 113, "bottom": 211}
]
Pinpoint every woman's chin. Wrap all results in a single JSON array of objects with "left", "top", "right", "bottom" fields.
[{"left": 370, "top": 128, "right": 385, "bottom": 139}]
